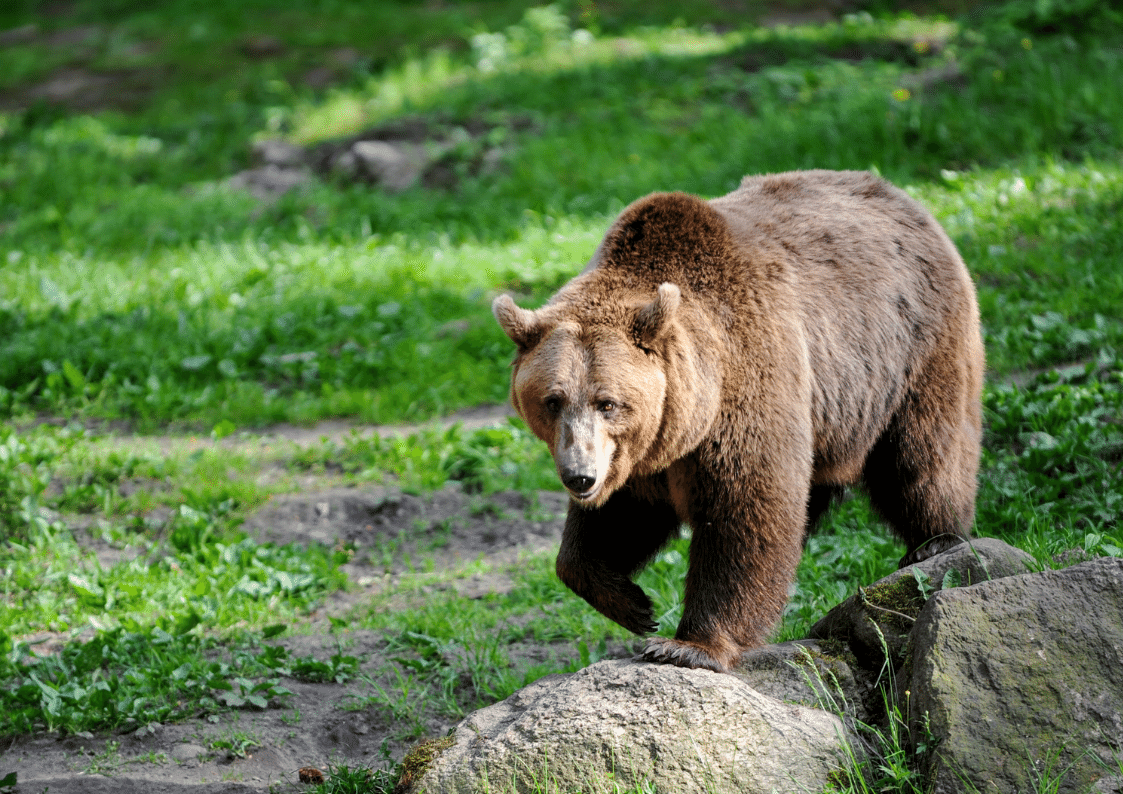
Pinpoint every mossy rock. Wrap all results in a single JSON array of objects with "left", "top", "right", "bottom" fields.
[
  {"left": 808, "top": 538, "right": 1035, "bottom": 672},
  {"left": 907, "top": 557, "right": 1123, "bottom": 793}
]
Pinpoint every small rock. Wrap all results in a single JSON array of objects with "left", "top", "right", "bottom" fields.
[
  {"left": 330, "top": 149, "right": 359, "bottom": 179},
  {"left": 241, "top": 34, "right": 285, "bottom": 57},
  {"left": 327, "top": 47, "right": 362, "bottom": 67},
  {"left": 169, "top": 742, "right": 206, "bottom": 762},
  {"left": 27, "top": 69, "right": 112, "bottom": 104},
  {"left": 44, "top": 26, "right": 101, "bottom": 47},
  {"left": 759, "top": 9, "right": 835, "bottom": 27},
  {"left": 302, "top": 66, "right": 336, "bottom": 91},
  {"left": 350, "top": 140, "right": 427, "bottom": 192},
  {"left": 480, "top": 145, "right": 506, "bottom": 174},
  {"left": 0, "top": 23, "right": 38, "bottom": 45},
  {"left": 900, "top": 62, "right": 966, "bottom": 92},
  {"left": 228, "top": 164, "right": 310, "bottom": 200},
  {"left": 253, "top": 139, "right": 306, "bottom": 168}
]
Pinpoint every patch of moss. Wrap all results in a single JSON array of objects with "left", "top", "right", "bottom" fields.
[
  {"left": 807, "top": 640, "right": 860, "bottom": 673},
  {"left": 794, "top": 645, "right": 859, "bottom": 687},
  {"left": 394, "top": 736, "right": 455, "bottom": 794},
  {"left": 861, "top": 575, "right": 925, "bottom": 632}
]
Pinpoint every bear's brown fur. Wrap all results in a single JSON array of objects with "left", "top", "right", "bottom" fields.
[{"left": 493, "top": 170, "right": 984, "bottom": 673}]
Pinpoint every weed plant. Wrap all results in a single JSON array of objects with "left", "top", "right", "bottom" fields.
[{"left": 794, "top": 635, "right": 938, "bottom": 794}]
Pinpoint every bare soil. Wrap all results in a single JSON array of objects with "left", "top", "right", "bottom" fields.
[{"left": 1, "top": 416, "right": 604, "bottom": 794}]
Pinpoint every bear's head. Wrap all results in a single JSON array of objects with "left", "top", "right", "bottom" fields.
[{"left": 493, "top": 283, "right": 683, "bottom": 506}]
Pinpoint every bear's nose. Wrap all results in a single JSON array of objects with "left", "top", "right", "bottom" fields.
[{"left": 562, "top": 472, "right": 596, "bottom": 495}]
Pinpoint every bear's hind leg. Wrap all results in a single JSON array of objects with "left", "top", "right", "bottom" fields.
[
  {"left": 556, "top": 485, "right": 680, "bottom": 636},
  {"left": 863, "top": 360, "right": 982, "bottom": 567}
]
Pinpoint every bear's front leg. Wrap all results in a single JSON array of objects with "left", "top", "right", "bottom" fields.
[
  {"left": 641, "top": 455, "right": 808, "bottom": 672},
  {"left": 555, "top": 485, "right": 681, "bottom": 636}
]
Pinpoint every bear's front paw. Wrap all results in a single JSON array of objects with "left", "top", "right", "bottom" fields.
[
  {"left": 613, "top": 602, "right": 658, "bottom": 636},
  {"left": 593, "top": 580, "right": 658, "bottom": 636},
  {"left": 640, "top": 637, "right": 733, "bottom": 673}
]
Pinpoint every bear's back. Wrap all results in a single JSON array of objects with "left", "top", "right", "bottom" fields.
[
  {"left": 707, "top": 169, "right": 974, "bottom": 354},
  {"left": 711, "top": 170, "right": 955, "bottom": 280},
  {"left": 711, "top": 170, "right": 980, "bottom": 467}
]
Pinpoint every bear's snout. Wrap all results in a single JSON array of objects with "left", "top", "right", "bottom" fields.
[
  {"left": 560, "top": 469, "right": 596, "bottom": 495},
  {"left": 554, "top": 409, "right": 615, "bottom": 502},
  {"left": 556, "top": 433, "right": 599, "bottom": 498}
]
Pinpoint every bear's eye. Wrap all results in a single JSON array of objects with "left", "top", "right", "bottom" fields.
[
  {"left": 544, "top": 396, "right": 563, "bottom": 415},
  {"left": 597, "top": 400, "right": 616, "bottom": 414}
]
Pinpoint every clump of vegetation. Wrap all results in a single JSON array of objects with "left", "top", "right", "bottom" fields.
[{"left": 0, "top": 627, "right": 294, "bottom": 734}]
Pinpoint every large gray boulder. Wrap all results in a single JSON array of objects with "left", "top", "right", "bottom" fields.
[
  {"left": 810, "top": 538, "right": 1036, "bottom": 670},
  {"left": 907, "top": 556, "right": 1123, "bottom": 794},
  {"left": 399, "top": 658, "right": 847, "bottom": 794}
]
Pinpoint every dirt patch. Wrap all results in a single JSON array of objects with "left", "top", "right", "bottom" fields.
[
  {"left": 245, "top": 485, "right": 569, "bottom": 607},
  {"left": 0, "top": 20, "right": 168, "bottom": 113},
  {"left": 28, "top": 402, "right": 516, "bottom": 457},
  {"left": 260, "top": 403, "right": 517, "bottom": 448},
  {"left": 3, "top": 652, "right": 430, "bottom": 794}
]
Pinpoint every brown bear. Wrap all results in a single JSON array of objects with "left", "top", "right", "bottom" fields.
[{"left": 492, "top": 170, "right": 984, "bottom": 673}]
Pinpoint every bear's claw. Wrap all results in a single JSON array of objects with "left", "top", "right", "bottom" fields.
[
  {"left": 617, "top": 610, "right": 658, "bottom": 636},
  {"left": 640, "top": 637, "right": 730, "bottom": 673}
]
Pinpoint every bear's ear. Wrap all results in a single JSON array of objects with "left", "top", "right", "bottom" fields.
[
  {"left": 633, "top": 283, "right": 681, "bottom": 349},
  {"left": 493, "top": 294, "right": 544, "bottom": 350}
]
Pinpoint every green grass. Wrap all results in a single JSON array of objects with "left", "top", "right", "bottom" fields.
[
  {"left": 3, "top": 2, "right": 1123, "bottom": 426},
  {"left": 1, "top": 2, "right": 1123, "bottom": 791},
  {"left": 290, "top": 421, "right": 559, "bottom": 494},
  {"left": 3, "top": 356, "right": 1116, "bottom": 735}
]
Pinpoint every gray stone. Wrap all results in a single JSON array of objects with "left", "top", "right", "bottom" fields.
[
  {"left": 169, "top": 741, "right": 207, "bottom": 762},
  {"left": 227, "top": 164, "right": 310, "bottom": 200},
  {"left": 252, "top": 138, "right": 306, "bottom": 168},
  {"left": 330, "top": 148, "right": 360, "bottom": 179},
  {"left": 810, "top": 538, "right": 1035, "bottom": 670},
  {"left": 900, "top": 63, "right": 966, "bottom": 92},
  {"left": 401, "top": 658, "right": 846, "bottom": 794},
  {"left": 0, "top": 23, "right": 38, "bottom": 45},
  {"left": 241, "top": 34, "right": 285, "bottom": 58},
  {"left": 350, "top": 140, "right": 428, "bottom": 191},
  {"left": 907, "top": 557, "right": 1123, "bottom": 794}
]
